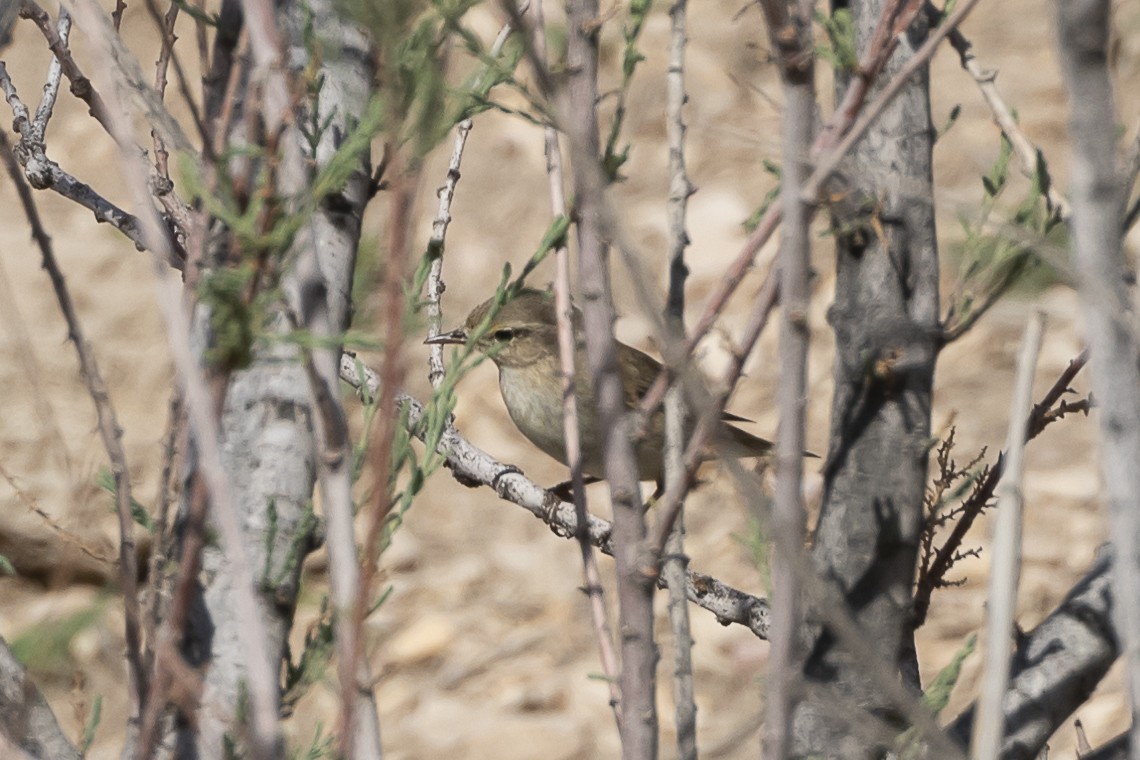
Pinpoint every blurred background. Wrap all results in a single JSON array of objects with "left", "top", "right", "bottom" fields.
[{"left": 0, "top": 0, "right": 1136, "bottom": 756}]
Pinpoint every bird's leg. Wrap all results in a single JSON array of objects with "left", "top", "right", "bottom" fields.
[{"left": 549, "top": 476, "right": 601, "bottom": 502}]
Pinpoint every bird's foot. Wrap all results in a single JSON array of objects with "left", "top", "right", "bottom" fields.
[
  {"left": 491, "top": 464, "right": 524, "bottom": 496},
  {"left": 549, "top": 476, "right": 601, "bottom": 503}
]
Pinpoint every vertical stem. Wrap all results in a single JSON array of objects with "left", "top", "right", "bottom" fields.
[
  {"left": 1057, "top": 0, "right": 1140, "bottom": 752},
  {"left": 532, "top": 0, "right": 623, "bottom": 719},
  {"left": 762, "top": 0, "right": 815, "bottom": 756},
  {"left": 970, "top": 313, "right": 1043, "bottom": 760},
  {"left": 565, "top": 0, "right": 657, "bottom": 756},
  {"left": 663, "top": 0, "right": 697, "bottom": 757}
]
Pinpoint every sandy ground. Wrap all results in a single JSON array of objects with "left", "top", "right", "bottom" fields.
[{"left": 0, "top": 0, "right": 1136, "bottom": 757}]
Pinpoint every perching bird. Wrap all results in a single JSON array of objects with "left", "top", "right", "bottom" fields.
[{"left": 425, "top": 288, "right": 777, "bottom": 483}]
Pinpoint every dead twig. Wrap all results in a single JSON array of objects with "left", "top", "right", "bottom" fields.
[{"left": 0, "top": 128, "right": 148, "bottom": 729}]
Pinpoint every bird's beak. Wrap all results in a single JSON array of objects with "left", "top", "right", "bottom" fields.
[{"left": 424, "top": 328, "right": 468, "bottom": 346}]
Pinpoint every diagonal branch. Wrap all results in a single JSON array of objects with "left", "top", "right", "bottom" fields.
[
  {"left": 948, "top": 546, "right": 1118, "bottom": 758},
  {"left": 0, "top": 129, "right": 148, "bottom": 727},
  {"left": 0, "top": 635, "right": 81, "bottom": 760},
  {"left": 339, "top": 353, "right": 776, "bottom": 640}
]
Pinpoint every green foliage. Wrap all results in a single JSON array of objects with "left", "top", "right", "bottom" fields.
[
  {"left": 198, "top": 265, "right": 261, "bottom": 372},
  {"left": 261, "top": 498, "right": 320, "bottom": 592},
  {"left": 923, "top": 633, "right": 975, "bottom": 715},
  {"left": 815, "top": 9, "right": 858, "bottom": 73},
  {"left": 292, "top": 723, "right": 336, "bottom": 760},
  {"left": 10, "top": 603, "right": 104, "bottom": 678},
  {"left": 943, "top": 131, "right": 1064, "bottom": 340},
  {"left": 282, "top": 597, "right": 335, "bottom": 715},
  {"left": 602, "top": 0, "right": 655, "bottom": 180},
  {"left": 732, "top": 519, "right": 772, "bottom": 595},
  {"left": 0, "top": 554, "right": 12, "bottom": 576},
  {"left": 895, "top": 633, "right": 976, "bottom": 757},
  {"left": 96, "top": 468, "right": 152, "bottom": 530},
  {"left": 80, "top": 695, "right": 103, "bottom": 755},
  {"left": 341, "top": 0, "right": 523, "bottom": 157},
  {"left": 451, "top": 24, "right": 526, "bottom": 121},
  {"left": 351, "top": 233, "right": 383, "bottom": 325},
  {"left": 937, "top": 104, "right": 962, "bottom": 141},
  {"left": 742, "top": 159, "right": 783, "bottom": 232}
]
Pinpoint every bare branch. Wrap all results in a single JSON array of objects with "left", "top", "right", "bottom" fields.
[
  {"left": 29, "top": 8, "right": 69, "bottom": 143},
  {"left": 761, "top": 0, "right": 816, "bottom": 753},
  {"left": 946, "top": 27, "right": 1069, "bottom": 219},
  {"left": 913, "top": 350, "right": 1089, "bottom": 628},
  {"left": 970, "top": 312, "right": 1043, "bottom": 760},
  {"left": 527, "top": 0, "right": 622, "bottom": 718},
  {"left": 425, "top": 14, "right": 521, "bottom": 388},
  {"left": 802, "top": 0, "right": 984, "bottom": 204},
  {"left": 0, "top": 129, "right": 148, "bottom": 724},
  {"left": 0, "top": 60, "right": 182, "bottom": 264},
  {"left": 563, "top": 0, "right": 656, "bottom": 754},
  {"left": 662, "top": 0, "right": 697, "bottom": 754},
  {"left": 1057, "top": 2, "right": 1140, "bottom": 754}
]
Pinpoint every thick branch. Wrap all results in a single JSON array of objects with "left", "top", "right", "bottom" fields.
[
  {"left": 0, "top": 636, "right": 81, "bottom": 760},
  {"left": 948, "top": 547, "right": 1118, "bottom": 759}
]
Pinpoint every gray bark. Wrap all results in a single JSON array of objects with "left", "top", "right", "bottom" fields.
[
  {"left": 176, "top": 2, "right": 374, "bottom": 754},
  {"left": 1056, "top": 2, "right": 1140, "bottom": 757},
  {"left": 0, "top": 636, "right": 81, "bottom": 760},
  {"left": 791, "top": 2, "right": 939, "bottom": 755},
  {"left": 949, "top": 547, "right": 1118, "bottom": 759}
]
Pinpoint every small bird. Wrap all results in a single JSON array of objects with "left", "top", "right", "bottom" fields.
[{"left": 425, "top": 288, "right": 776, "bottom": 484}]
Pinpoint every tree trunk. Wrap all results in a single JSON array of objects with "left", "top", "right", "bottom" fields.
[
  {"left": 791, "top": 1, "right": 939, "bottom": 754},
  {"left": 173, "top": 1, "right": 374, "bottom": 755}
]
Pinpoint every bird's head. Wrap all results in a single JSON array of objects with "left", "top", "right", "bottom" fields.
[{"left": 425, "top": 288, "right": 573, "bottom": 369}]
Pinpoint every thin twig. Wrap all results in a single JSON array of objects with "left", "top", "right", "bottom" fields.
[
  {"left": 565, "top": 0, "right": 656, "bottom": 753},
  {"left": 662, "top": 0, "right": 697, "bottom": 755},
  {"left": 802, "top": 0, "right": 984, "bottom": 203},
  {"left": 913, "top": 349, "right": 1090, "bottom": 627},
  {"left": 0, "top": 460, "right": 114, "bottom": 567},
  {"left": 144, "top": 391, "right": 183, "bottom": 668},
  {"left": 148, "top": 0, "right": 180, "bottom": 179},
  {"left": 143, "top": 0, "right": 208, "bottom": 146},
  {"left": 761, "top": 0, "right": 816, "bottom": 753},
  {"left": 530, "top": 0, "right": 621, "bottom": 720},
  {"left": 351, "top": 164, "right": 417, "bottom": 756},
  {"left": 30, "top": 8, "right": 70, "bottom": 144},
  {"left": 0, "top": 129, "right": 148, "bottom": 728},
  {"left": 647, "top": 270, "right": 779, "bottom": 557},
  {"left": 946, "top": 27, "right": 1069, "bottom": 219},
  {"left": 0, "top": 61, "right": 174, "bottom": 262},
  {"left": 21, "top": 0, "right": 116, "bottom": 132},
  {"left": 424, "top": 14, "right": 520, "bottom": 388},
  {"left": 425, "top": 118, "right": 472, "bottom": 388}
]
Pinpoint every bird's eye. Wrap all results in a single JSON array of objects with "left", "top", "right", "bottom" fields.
[{"left": 493, "top": 328, "right": 515, "bottom": 341}]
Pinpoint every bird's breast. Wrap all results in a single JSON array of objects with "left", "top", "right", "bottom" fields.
[{"left": 497, "top": 367, "right": 575, "bottom": 465}]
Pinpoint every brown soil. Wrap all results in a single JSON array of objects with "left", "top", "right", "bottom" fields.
[{"left": 0, "top": 1, "right": 1135, "bottom": 757}]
